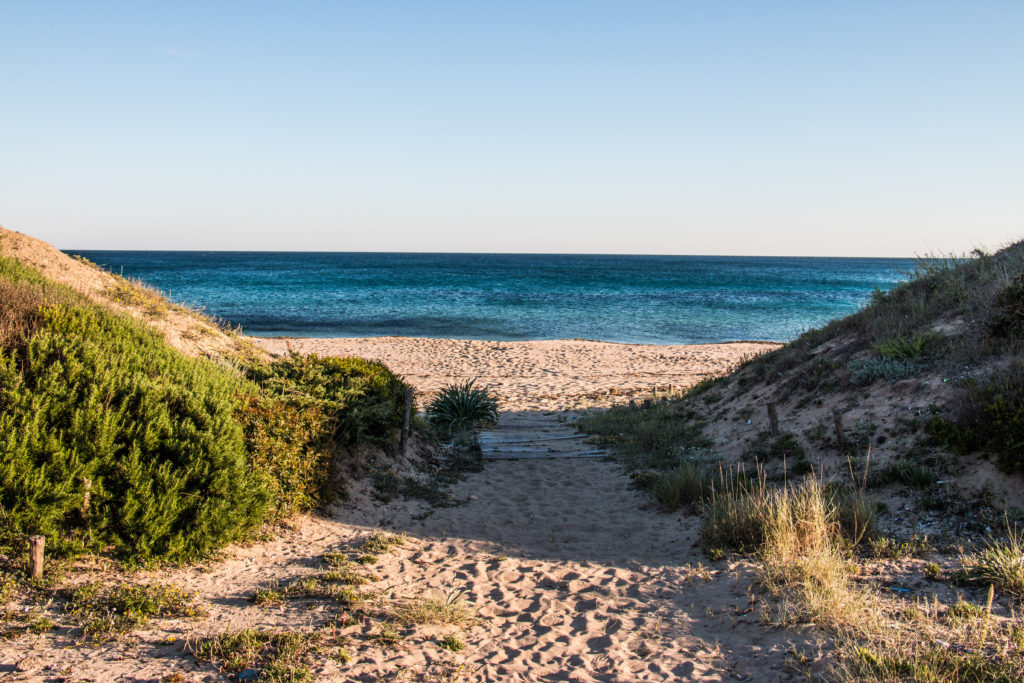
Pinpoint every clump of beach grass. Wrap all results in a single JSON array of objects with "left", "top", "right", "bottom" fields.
[{"left": 960, "top": 527, "right": 1024, "bottom": 597}]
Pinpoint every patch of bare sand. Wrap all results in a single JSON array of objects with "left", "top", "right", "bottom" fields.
[{"left": 252, "top": 336, "right": 779, "bottom": 411}]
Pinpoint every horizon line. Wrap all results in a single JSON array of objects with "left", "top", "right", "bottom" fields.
[{"left": 65, "top": 247, "right": 926, "bottom": 260}]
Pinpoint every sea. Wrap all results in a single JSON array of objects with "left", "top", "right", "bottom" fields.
[{"left": 70, "top": 251, "right": 918, "bottom": 345}]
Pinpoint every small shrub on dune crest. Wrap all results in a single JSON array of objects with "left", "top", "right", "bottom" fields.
[{"left": 426, "top": 380, "right": 499, "bottom": 433}]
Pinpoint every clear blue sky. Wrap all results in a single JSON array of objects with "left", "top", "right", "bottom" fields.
[{"left": 1, "top": 1, "right": 1021, "bottom": 256}]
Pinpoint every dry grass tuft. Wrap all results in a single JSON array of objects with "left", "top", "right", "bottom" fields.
[
  {"left": 0, "top": 279, "right": 45, "bottom": 349},
  {"left": 394, "top": 587, "right": 476, "bottom": 627}
]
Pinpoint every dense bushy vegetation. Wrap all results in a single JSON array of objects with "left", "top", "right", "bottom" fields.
[{"left": 0, "top": 254, "right": 411, "bottom": 565}]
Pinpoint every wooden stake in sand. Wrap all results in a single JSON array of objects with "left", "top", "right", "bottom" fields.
[
  {"left": 399, "top": 388, "right": 413, "bottom": 455},
  {"left": 29, "top": 535, "right": 44, "bottom": 579},
  {"left": 767, "top": 402, "right": 779, "bottom": 437},
  {"left": 82, "top": 477, "right": 92, "bottom": 519},
  {"left": 833, "top": 409, "right": 847, "bottom": 450}
]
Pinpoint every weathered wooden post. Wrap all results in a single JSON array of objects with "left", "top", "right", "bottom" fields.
[
  {"left": 82, "top": 477, "right": 92, "bottom": 520},
  {"left": 833, "top": 409, "right": 847, "bottom": 450},
  {"left": 767, "top": 402, "right": 779, "bottom": 437},
  {"left": 399, "top": 389, "right": 413, "bottom": 455},
  {"left": 29, "top": 535, "right": 44, "bottom": 579}
]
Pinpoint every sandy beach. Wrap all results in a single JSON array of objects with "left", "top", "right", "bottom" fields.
[{"left": 253, "top": 336, "right": 780, "bottom": 411}]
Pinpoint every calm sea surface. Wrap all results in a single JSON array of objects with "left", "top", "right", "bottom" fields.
[{"left": 70, "top": 251, "right": 917, "bottom": 345}]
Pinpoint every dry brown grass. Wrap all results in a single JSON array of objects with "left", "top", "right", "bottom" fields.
[{"left": 0, "top": 279, "right": 45, "bottom": 349}]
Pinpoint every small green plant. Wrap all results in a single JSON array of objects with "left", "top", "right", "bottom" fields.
[
  {"left": 191, "top": 628, "right": 318, "bottom": 679},
  {"left": 924, "top": 562, "right": 942, "bottom": 580},
  {"left": 747, "top": 432, "right": 806, "bottom": 462},
  {"left": 639, "top": 458, "right": 716, "bottom": 510},
  {"left": 252, "top": 587, "right": 284, "bottom": 606},
  {"left": 426, "top": 380, "right": 499, "bottom": 433},
  {"left": 872, "top": 331, "right": 942, "bottom": 360},
  {"left": 707, "top": 547, "right": 726, "bottom": 562},
  {"left": 361, "top": 531, "right": 405, "bottom": 555},
  {"left": 67, "top": 582, "right": 204, "bottom": 642},
  {"left": 439, "top": 634, "right": 466, "bottom": 652},
  {"left": 372, "top": 622, "right": 403, "bottom": 646},
  {"left": 869, "top": 534, "right": 931, "bottom": 559},
  {"left": 945, "top": 599, "right": 988, "bottom": 625},
  {"left": 870, "top": 460, "right": 937, "bottom": 489}
]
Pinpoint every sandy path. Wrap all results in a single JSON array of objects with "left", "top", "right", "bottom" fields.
[
  {"left": 3, "top": 412, "right": 818, "bottom": 682},
  {"left": 251, "top": 337, "right": 779, "bottom": 410}
]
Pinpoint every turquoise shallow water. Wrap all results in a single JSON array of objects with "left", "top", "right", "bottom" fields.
[{"left": 71, "top": 251, "right": 917, "bottom": 345}]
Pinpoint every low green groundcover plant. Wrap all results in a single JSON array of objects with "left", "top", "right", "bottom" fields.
[{"left": 0, "top": 254, "right": 411, "bottom": 565}]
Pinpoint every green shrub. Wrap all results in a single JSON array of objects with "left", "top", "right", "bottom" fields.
[
  {"left": 872, "top": 331, "right": 942, "bottom": 360},
  {"left": 236, "top": 394, "right": 334, "bottom": 518},
  {"left": 747, "top": 432, "right": 806, "bottom": 462},
  {"left": 0, "top": 253, "right": 412, "bottom": 565},
  {"left": 961, "top": 529, "right": 1024, "bottom": 597},
  {"left": 243, "top": 352, "right": 410, "bottom": 448},
  {"left": 0, "top": 301, "right": 271, "bottom": 563},
  {"left": 989, "top": 272, "right": 1024, "bottom": 338},
  {"left": 426, "top": 379, "right": 499, "bottom": 433},
  {"left": 701, "top": 476, "right": 874, "bottom": 552},
  {"left": 927, "top": 366, "right": 1024, "bottom": 472},
  {"left": 870, "top": 460, "right": 937, "bottom": 489}
]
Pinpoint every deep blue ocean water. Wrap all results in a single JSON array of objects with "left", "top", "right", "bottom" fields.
[{"left": 70, "top": 251, "right": 918, "bottom": 345}]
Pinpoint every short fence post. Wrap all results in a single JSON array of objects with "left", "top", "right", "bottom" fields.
[
  {"left": 29, "top": 535, "right": 44, "bottom": 580},
  {"left": 399, "top": 389, "right": 413, "bottom": 455},
  {"left": 767, "top": 402, "right": 779, "bottom": 437},
  {"left": 82, "top": 477, "right": 92, "bottom": 520},
  {"left": 833, "top": 410, "right": 847, "bottom": 450}
]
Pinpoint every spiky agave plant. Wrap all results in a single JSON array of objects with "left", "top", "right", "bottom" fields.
[{"left": 426, "top": 379, "right": 499, "bottom": 433}]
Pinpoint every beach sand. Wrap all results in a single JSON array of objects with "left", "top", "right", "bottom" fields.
[
  {"left": 253, "top": 336, "right": 780, "bottom": 411},
  {"left": 3, "top": 337, "right": 819, "bottom": 681}
]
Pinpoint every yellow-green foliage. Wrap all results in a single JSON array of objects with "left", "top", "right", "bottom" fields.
[
  {"left": 236, "top": 393, "right": 334, "bottom": 518},
  {"left": 244, "top": 351, "right": 410, "bottom": 449},
  {"left": 0, "top": 254, "right": 413, "bottom": 564}
]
